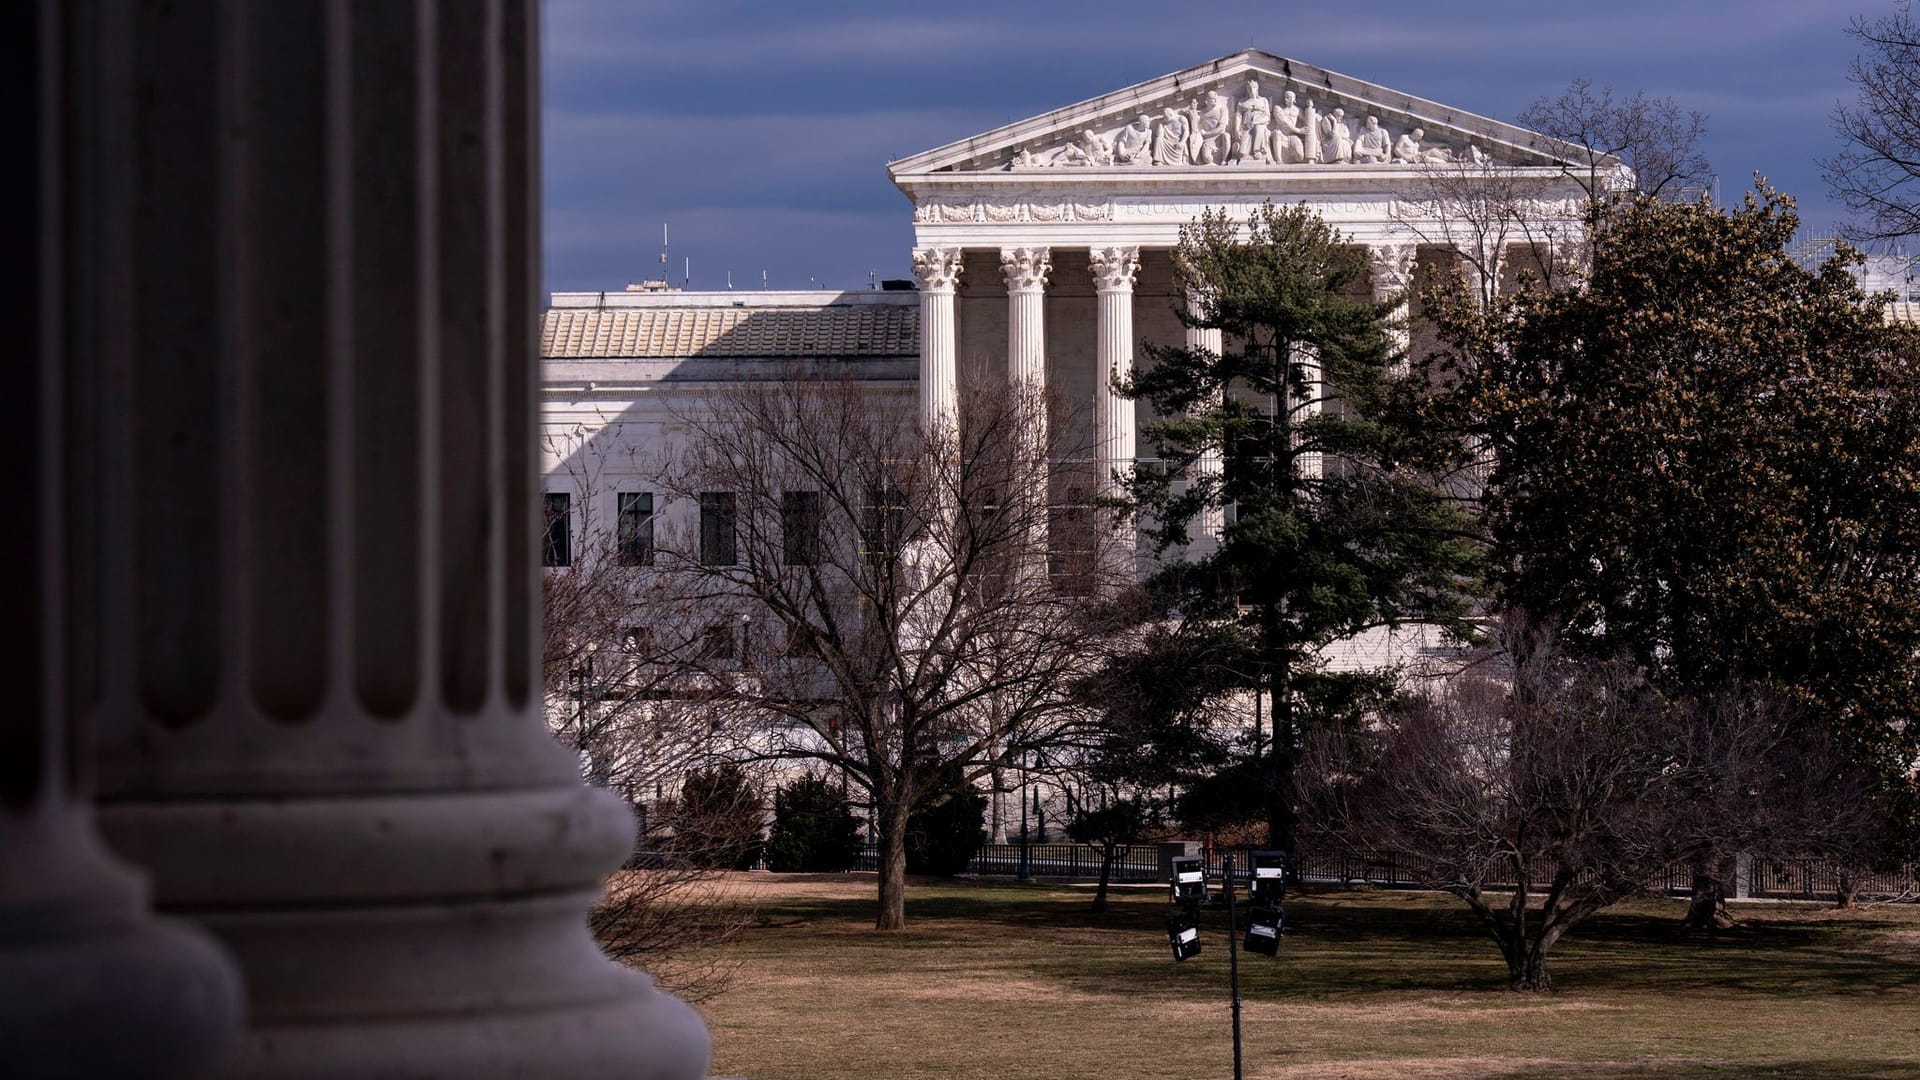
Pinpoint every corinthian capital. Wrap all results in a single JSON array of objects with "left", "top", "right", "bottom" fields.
[
  {"left": 911, "top": 247, "right": 965, "bottom": 292},
  {"left": 1367, "top": 242, "right": 1419, "bottom": 298},
  {"left": 999, "top": 246, "right": 1053, "bottom": 293},
  {"left": 1087, "top": 245, "right": 1140, "bottom": 293}
]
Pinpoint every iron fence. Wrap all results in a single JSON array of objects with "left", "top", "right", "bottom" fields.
[{"left": 844, "top": 842, "right": 1913, "bottom": 903}]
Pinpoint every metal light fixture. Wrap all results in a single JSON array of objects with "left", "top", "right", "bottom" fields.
[
  {"left": 1169, "top": 855, "right": 1207, "bottom": 907},
  {"left": 1166, "top": 905, "right": 1202, "bottom": 961}
]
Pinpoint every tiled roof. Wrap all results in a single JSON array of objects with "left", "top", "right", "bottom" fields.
[{"left": 542, "top": 305, "right": 918, "bottom": 359}]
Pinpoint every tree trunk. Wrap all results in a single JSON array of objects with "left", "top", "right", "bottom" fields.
[
  {"left": 1510, "top": 944, "right": 1554, "bottom": 991},
  {"left": 875, "top": 804, "right": 910, "bottom": 931},
  {"left": 1091, "top": 844, "right": 1117, "bottom": 914},
  {"left": 1263, "top": 657, "right": 1297, "bottom": 857},
  {"left": 1683, "top": 861, "right": 1731, "bottom": 931},
  {"left": 1836, "top": 867, "right": 1856, "bottom": 910}
]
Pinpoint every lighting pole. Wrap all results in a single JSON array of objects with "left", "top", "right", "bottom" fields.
[
  {"left": 1017, "top": 750, "right": 1032, "bottom": 882},
  {"left": 1225, "top": 854, "right": 1244, "bottom": 1080}
]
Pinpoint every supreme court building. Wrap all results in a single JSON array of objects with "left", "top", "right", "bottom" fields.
[{"left": 541, "top": 48, "right": 1596, "bottom": 616}]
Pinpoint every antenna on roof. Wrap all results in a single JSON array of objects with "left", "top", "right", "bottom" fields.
[
  {"left": 762, "top": 269, "right": 768, "bottom": 289},
  {"left": 869, "top": 270, "right": 877, "bottom": 290},
  {"left": 660, "top": 224, "right": 668, "bottom": 273},
  {"left": 683, "top": 256, "right": 690, "bottom": 289},
  {"left": 727, "top": 270, "right": 733, "bottom": 290}
]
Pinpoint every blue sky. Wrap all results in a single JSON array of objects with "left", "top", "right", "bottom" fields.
[{"left": 542, "top": 0, "right": 1876, "bottom": 295}]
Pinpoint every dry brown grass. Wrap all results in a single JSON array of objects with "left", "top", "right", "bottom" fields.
[{"left": 684, "top": 873, "right": 1920, "bottom": 1080}]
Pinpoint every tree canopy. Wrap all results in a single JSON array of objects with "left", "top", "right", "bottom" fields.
[
  {"left": 1422, "top": 185, "right": 1920, "bottom": 777},
  {"left": 1124, "top": 200, "right": 1482, "bottom": 853}
]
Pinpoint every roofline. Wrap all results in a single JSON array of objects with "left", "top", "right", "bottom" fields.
[
  {"left": 886, "top": 48, "right": 1617, "bottom": 181},
  {"left": 548, "top": 289, "right": 919, "bottom": 310}
]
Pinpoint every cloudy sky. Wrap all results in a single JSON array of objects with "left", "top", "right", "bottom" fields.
[{"left": 543, "top": 0, "right": 1878, "bottom": 295}]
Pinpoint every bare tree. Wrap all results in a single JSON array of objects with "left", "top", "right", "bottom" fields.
[
  {"left": 1519, "top": 78, "right": 1711, "bottom": 203},
  {"left": 1826, "top": 2, "right": 1920, "bottom": 243},
  {"left": 663, "top": 376, "right": 1124, "bottom": 930},
  {"left": 541, "top": 432, "right": 760, "bottom": 1000}
]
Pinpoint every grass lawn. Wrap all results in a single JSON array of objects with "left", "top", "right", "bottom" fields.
[{"left": 687, "top": 873, "right": 1920, "bottom": 1080}]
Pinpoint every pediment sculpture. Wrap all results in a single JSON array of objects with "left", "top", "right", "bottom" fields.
[{"left": 999, "top": 76, "right": 1495, "bottom": 172}]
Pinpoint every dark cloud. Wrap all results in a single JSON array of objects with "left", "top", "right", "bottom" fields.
[{"left": 543, "top": 0, "right": 1866, "bottom": 293}]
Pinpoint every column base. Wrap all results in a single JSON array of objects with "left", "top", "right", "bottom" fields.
[
  {"left": 99, "top": 784, "right": 710, "bottom": 1079},
  {"left": 0, "top": 812, "right": 243, "bottom": 1079}
]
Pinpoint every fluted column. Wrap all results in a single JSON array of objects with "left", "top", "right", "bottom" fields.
[
  {"left": 912, "top": 246, "right": 964, "bottom": 439},
  {"left": 1369, "top": 242, "right": 1418, "bottom": 372},
  {"left": 1001, "top": 246, "right": 1052, "bottom": 564},
  {"left": 1001, "top": 246, "right": 1052, "bottom": 392},
  {"left": 1090, "top": 246, "right": 1142, "bottom": 501},
  {"left": 1292, "top": 344, "right": 1324, "bottom": 481},
  {"left": 2, "top": 7, "right": 245, "bottom": 1071},
  {"left": 68, "top": 4, "right": 707, "bottom": 1075},
  {"left": 1186, "top": 289, "right": 1226, "bottom": 548}
]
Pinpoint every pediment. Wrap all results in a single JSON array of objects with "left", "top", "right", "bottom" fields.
[{"left": 888, "top": 50, "right": 1602, "bottom": 181}]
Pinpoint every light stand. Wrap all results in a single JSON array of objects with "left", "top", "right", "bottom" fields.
[
  {"left": 1017, "top": 752, "right": 1033, "bottom": 882},
  {"left": 1164, "top": 852, "right": 1287, "bottom": 1080}
]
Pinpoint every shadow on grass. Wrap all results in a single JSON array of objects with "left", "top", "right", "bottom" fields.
[{"left": 741, "top": 876, "right": 1920, "bottom": 1001}]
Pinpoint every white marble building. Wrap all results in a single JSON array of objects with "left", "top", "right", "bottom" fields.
[{"left": 539, "top": 50, "right": 1603, "bottom": 838}]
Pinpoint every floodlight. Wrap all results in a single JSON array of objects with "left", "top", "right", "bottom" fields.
[
  {"left": 1169, "top": 855, "right": 1206, "bottom": 907},
  {"left": 1166, "top": 906, "right": 1202, "bottom": 962},
  {"left": 1249, "top": 850, "right": 1287, "bottom": 905},
  {"left": 1242, "top": 904, "right": 1282, "bottom": 956}
]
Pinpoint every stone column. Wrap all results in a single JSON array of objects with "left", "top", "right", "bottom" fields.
[
  {"left": 1368, "top": 242, "right": 1418, "bottom": 369},
  {"left": 1090, "top": 246, "right": 1142, "bottom": 499},
  {"left": 912, "top": 246, "right": 964, "bottom": 439},
  {"left": 2, "top": 8, "right": 245, "bottom": 1070},
  {"left": 1186, "top": 290, "right": 1226, "bottom": 547},
  {"left": 1001, "top": 246, "right": 1052, "bottom": 562},
  {"left": 66, "top": 4, "right": 708, "bottom": 1076},
  {"left": 1001, "top": 246, "right": 1052, "bottom": 392}
]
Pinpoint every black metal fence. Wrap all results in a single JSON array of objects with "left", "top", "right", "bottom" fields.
[{"left": 849, "top": 842, "right": 1914, "bottom": 903}]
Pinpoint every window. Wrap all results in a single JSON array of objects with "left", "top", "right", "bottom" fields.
[
  {"left": 617, "top": 492, "right": 655, "bottom": 566},
  {"left": 699, "top": 623, "right": 736, "bottom": 661},
  {"left": 781, "top": 490, "right": 822, "bottom": 566},
  {"left": 700, "top": 491, "right": 736, "bottom": 565},
  {"left": 542, "top": 492, "right": 572, "bottom": 567}
]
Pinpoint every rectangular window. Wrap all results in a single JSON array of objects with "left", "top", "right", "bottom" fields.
[
  {"left": 781, "top": 490, "right": 822, "bottom": 566},
  {"left": 699, "top": 623, "right": 736, "bottom": 661},
  {"left": 700, "top": 491, "right": 737, "bottom": 566},
  {"left": 617, "top": 492, "right": 655, "bottom": 566},
  {"left": 542, "top": 492, "right": 572, "bottom": 567}
]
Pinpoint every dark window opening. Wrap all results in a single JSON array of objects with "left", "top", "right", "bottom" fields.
[
  {"left": 700, "top": 491, "right": 737, "bottom": 565},
  {"left": 542, "top": 492, "right": 572, "bottom": 567},
  {"left": 782, "top": 490, "right": 822, "bottom": 566},
  {"left": 617, "top": 491, "right": 655, "bottom": 566}
]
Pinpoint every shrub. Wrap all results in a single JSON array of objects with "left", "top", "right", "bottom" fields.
[
  {"left": 764, "top": 774, "right": 864, "bottom": 873},
  {"left": 906, "top": 787, "right": 987, "bottom": 877},
  {"left": 668, "top": 763, "right": 765, "bottom": 870}
]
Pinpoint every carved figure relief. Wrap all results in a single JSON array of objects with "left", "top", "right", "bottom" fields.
[
  {"left": 1353, "top": 115, "right": 1391, "bottom": 164},
  {"left": 984, "top": 77, "right": 1498, "bottom": 171},
  {"left": 1154, "top": 106, "right": 1193, "bottom": 166},
  {"left": 1322, "top": 107, "right": 1353, "bottom": 163},
  {"left": 1113, "top": 115, "right": 1153, "bottom": 165},
  {"left": 1234, "top": 79, "right": 1274, "bottom": 163},
  {"left": 1193, "top": 90, "right": 1231, "bottom": 165}
]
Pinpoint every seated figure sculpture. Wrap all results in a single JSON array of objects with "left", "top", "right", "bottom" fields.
[
  {"left": 1321, "top": 107, "right": 1354, "bottom": 163},
  {"left": 1114, "top": 114, "right": 1153, "bottom": 165},
  {"left": 1193, "top": 90, "right": 1230, "bottom": 164},
  {"left": 1272, "top": 90, "right": 1308, "bottom": 163},
  {"left": 1353, "top": 115, "right": 1391, "bottom": 163},
  {"left": 1235, "top": 79, "right": 1274, "bottom": 163},
  {"left": 1154, "top": 105, "right": 1194, "bottom": 166}
]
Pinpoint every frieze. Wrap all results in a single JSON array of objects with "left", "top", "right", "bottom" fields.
[{"left": 914, "top": 196, "right": 1116, "bottom": 225}]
